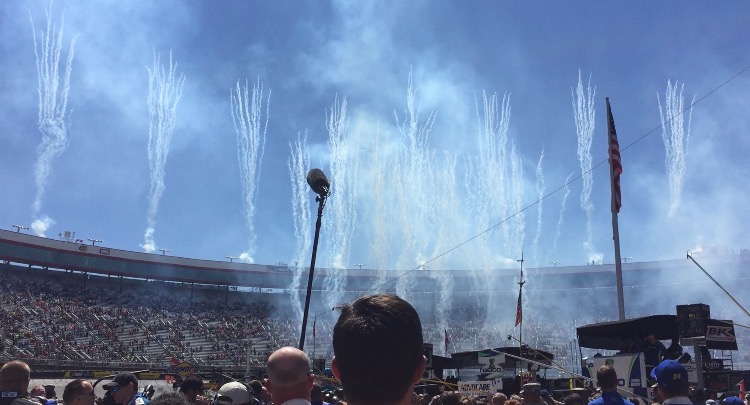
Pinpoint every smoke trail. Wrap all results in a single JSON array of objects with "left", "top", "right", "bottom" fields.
[
  {"left": 230, "top": 78, "right": 270, "bottom": 262},
  {"left": 29, "top": 1, "right": 77, "bottom": 236},
  {"left": 142, "top": 50, "right": 185, "bottom": 253},
  {"left": 322, "top": 95, "right": 358, "bottom": 312},
  {"left": 288, "top": 131, "right": 311, "bottom": 329},
  {"left": 552, "top": 172, "right": 574, "bottom": 256},
  {"left": 572, "top": 70, "right": 596, "bottom": 256},
  {"left": 657, "top": 80, "right": 694, "bottom": 218},
  {"left": 509, "top": 142, "right": 525, "bottom": 256},
  {"left": 370, "top": 123, "right": 391, "bottom": 288},
  {"left": 429, "top": 151, "right": 458, "bottom": 353},
  {"left": 393, "top": 73, "right": 437, "bottom": 301},
  {"left": 532, "top": 148, "right": 545, "bottom": 266}
]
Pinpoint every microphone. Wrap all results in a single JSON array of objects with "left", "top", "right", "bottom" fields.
[{"left": 306, "top": 168, "right": 330, "bottom": 196}]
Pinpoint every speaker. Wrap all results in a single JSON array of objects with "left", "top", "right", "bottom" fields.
[{"left": 676, "top": 304, "right": 710, "bottom": 338}]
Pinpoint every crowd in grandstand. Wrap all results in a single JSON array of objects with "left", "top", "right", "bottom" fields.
[{"left": 2, "top": 267, "right": 750, "bottom": 372}]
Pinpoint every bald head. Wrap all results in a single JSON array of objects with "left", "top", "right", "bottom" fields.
[
  {"left": 267, "top": 347, "right": 311, "bottom": 387},
  {"left": 265, "top": 347, "right": 313, "bottom": 404},
  {"left": 0, "top": 360, "right": 31, "bottom": 393}
]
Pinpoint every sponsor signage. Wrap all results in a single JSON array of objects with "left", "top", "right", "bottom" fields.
[
  {"left": 458, "top": 380, "right": 503, "bottom": 397},
  {"left": 168, "top": 361, "right": 201, "bottom": 377},
  {"left": 477, "top": 350, "right": 504, "bottom": 380},
  {"left": 705, "top": 320, "right": 738, "bottom": 350}
]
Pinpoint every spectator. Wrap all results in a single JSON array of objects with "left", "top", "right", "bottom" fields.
[
  {"left": 179, "top": 376, "right": 208, "bottom": 405},
  {"left": 265, "top": 347, "right": 313, "bottom": 405},
  {"left": 562, "top": 394, "right": 584, "bottom": 405},
  {"left": 103, "top": 373, "right": 149, "bottom": 405},
  {"left": 331, "top": 293, "right": 426, "bottom": 405},
  {"left": 311, "top": 384, "right": 330, "bottom": 405},
  {"left": 62, "top": 380, "right": 95, "bottom": 405},
  {"left": 650, "top": 360, "right": 690, "bottom": 405},
  {"left": 588, "top": 365, "right": 633, "bottom": 405},
  {"left": 214, "top": 382, "right": 255, "bottom": 405},
  {"left": 520, "top": 383, "right": 544, "bottom": 405},
  {"left": 491, "top": 393, "right": 507, "bottom": 405},
  {"left": 148, "top": 393, "right": 189, "bottom": 405},
  {"left": 0, "top": 360, "right": 36, "bottom": 405}
]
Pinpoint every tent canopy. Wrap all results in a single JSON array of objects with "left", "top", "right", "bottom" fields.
[{"left": 576, "top": 315, "right": 678, "bottom": 350}]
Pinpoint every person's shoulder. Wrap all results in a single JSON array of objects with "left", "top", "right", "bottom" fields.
[
  {"left": 134, "top": 395, "right": 150, "bottom": 405},
  {"left": 588, "top": 397, "right": 605, "bottom": 405}
]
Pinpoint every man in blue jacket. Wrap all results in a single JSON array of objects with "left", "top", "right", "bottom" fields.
[{"left": 588, "top": 365, "right": 634, "bottom": 405}]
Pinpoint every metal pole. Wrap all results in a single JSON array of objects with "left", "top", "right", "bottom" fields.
[{"left": 299, "top": 194, "right": 327, "bottom": 350}]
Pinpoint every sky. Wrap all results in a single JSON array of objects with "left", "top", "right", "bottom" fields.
[{"left": 1, "top": 0, "right": 749, "bottom": 275}]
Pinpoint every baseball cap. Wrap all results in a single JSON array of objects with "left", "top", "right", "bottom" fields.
[
  {"left": 520, "top": 383, "right": 541, "bottom": 395},
  {"left": 103, "top": 373, "right": 138, "bottom": 391},
  {"left": 216, "top": 382, "right": 253, "bottom": 405},
  {"left": 720, "top": 397, "right": 744, "bottom": 405},
  {"left": 650, "top": 360, "right": 688, "bottom": 390}
]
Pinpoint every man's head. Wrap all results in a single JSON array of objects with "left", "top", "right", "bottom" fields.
[
  {"left": 650, "top": 360, "right": 689, "bottom": 402},
  {"left": 0, "top": 360, "right": 31, "bottom": 394},
  {"left": 491, "top": 393, "right": 507, "bottom": 405},
  {"left": 332, "top": 294, "right": 426, "bottom": 405},
  {"left": 149, "top": 393, "right": 189, "bottom": 405},
  {"left": 562, "top": 393, "right": 584, "bottom": 405},
  {"left": 215, "top": 382, "right": 254, "bottom": 405},
  {"left": 63, "top": 379, "right": 95, "bottom": 405},
  {"left": 520, "top": 383, "right": 542, "bottom": 405},
  {"left": 596, "top": 365, "right": 618, "bottom": 391},
  {"left": 30, "top": 386, "right": 47, "bottom": 398},
  {"left": 265, "top": 347, "right": 313, "bottom": 404},
  {"left": 103, "top": 373, "right": 139, "bottom": 405},
  {"left": 180, "top": 375, "right": 205, "bottom": 401}
]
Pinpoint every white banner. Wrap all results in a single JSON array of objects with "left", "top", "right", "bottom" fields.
[{"left": 458, "top": 380, "right": 503, "bottom": 397}]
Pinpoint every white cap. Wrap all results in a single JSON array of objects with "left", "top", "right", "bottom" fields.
[{"left": 216, "top": 382, "right": 252, "bottom": 405}]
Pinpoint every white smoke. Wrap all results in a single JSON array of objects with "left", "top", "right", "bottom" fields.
[
  {"left": 29, "top": 1, "right": 76, "bottom": 227},
  {"left": 322, "top": 95, "right": 357, "bottom": 312},
  {"left": 230, "top": 78, "right": 270, "bottom": 262},
  {"left": 288, "top": 131, "right": 311, "bottom": 329},
  {"left": 572, "top": 70, "right": 597, "bottom": 258},
  {"left": 31, "top": 216, "right": 56, "bottom": 237},
  {"left": 552, "top": 172, "right": 574, "bottom": 256},
  {"left": 532, "top": 148, "right": 545, "bottom": 266},
  {"left": 657, "top": 80, "right": 694, "bottom": 218},
  {"left": 142, "top": 50, "right": 184, "bottom": 253}
]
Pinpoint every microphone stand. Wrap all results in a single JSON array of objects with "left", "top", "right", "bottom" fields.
[{"left": 299, "top": 190, "right": 329, "bottom": 350}]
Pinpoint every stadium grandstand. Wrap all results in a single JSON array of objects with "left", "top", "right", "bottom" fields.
[{"left": 2, "top": 228, "right": 749, "bottom": 383}]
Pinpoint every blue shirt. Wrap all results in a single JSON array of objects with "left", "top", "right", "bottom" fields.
[
  {"left": 127, "top": 393, "right": 150, "bottom": 405},
  {"left": 589, "top": 391, "right": 635, "bottom": 405}
]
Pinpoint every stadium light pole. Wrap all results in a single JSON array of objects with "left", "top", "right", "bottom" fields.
[
  {"left": 160, "top": 249, "right": 171, "bottom": 256},
  {"left": 622, "top": 256, "right": 632, "bottom": 263},
  {"left": 226, "top": 256, "right": 239, "bottom": 263},
  {"left": 549, "top": 261, "right": 557, "bottom": 267},
  {"left": 354, "top": 263, "right": 365, "bottom": 270},
  {"left": 87, "top": 238, "right": 102, "bottom": 246},
  {"left": 12, "top": 224, "right": 29, "bottom": 233}
]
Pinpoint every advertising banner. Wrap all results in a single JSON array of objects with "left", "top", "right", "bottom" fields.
[{"left": 458, "top": 380, "right": 503, "bottom": 397}]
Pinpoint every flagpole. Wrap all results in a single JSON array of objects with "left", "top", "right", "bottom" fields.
[
  {"left": 517, "top": 251, "right": 525, "bottom": 346},
  {"left": 606, "top": 97, "right": 626, "bottom": 321}
]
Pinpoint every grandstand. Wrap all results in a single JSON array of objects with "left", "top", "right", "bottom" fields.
[{"left": 2, "top": 228, "right": 749, "bottom": 377}]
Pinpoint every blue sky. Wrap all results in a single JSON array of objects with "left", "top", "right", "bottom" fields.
[{"left": 1, "top": 0, "right": 749, "bottom": 273}]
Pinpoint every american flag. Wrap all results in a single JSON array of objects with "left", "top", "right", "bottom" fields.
[
  {"left": 606, "top": 98, "right": 622, "bottom": 213},
  {"left": 515, "top": 290, "right": 522, "bottom": 326}
]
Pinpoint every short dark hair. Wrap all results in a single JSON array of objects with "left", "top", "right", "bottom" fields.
[
  {"left": 562, "top": 394, "right": 584, "bottom": 405},
  {"left": 596, "top": 365, "right": 618, "bottom": 391},
  {"left": 150, "top": 393, "right": 189, "bottom": 405},
  {"left": 180, "top": 376, "right": 204, "bottom": 393},
  {"left": 333, "top": 294, "right": 424, "bottom": 405},
  {"left": 63, "top": 380, "right": 91, "bottom": 404}
]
